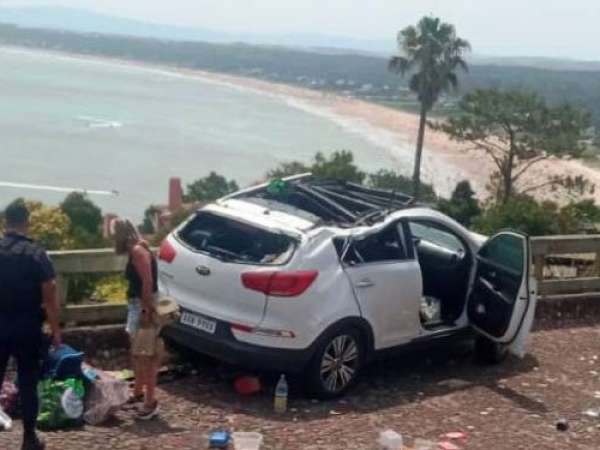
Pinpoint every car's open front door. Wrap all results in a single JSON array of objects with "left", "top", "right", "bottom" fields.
[{"left": 467, "top": 231, "right": 537, "bottom": 357}]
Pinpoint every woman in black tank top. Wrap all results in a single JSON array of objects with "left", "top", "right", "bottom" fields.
[{"left": 114, "top": 219, "right": 161, "bottom": 420}]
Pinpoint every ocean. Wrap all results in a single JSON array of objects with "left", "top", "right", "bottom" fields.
[{"left": 0, "top": 47, "right": 404, "bottom": 221}]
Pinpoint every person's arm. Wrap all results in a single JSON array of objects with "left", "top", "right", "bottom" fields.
[
  {"left": 131, "top": 245, "right": 155, "bottom": 327},
  {"left": 37, "top": 250, "right": 61, "bottom": 347},
  {"left": 43, "top": 279, "right": 61, "bottom": 347}
]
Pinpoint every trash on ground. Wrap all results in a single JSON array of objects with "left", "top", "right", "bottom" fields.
[
  {"left": 83, "top": 369, "right": 130, "bottom": 426},
  {"left": 414, "top": 438, "right": 436, "bottom": 450},
  {"left": 209, "top": 430, "right": 231, "bottom": 448},
  {"left": 556, "top": 418, "right": 569, "bottom": 431},
  {"left": 105, "top": 369, "right": 135, "bottom": 382},
  {"left": 274, "top": 374, "right": 288, "bottom": 414},
  {"left": 437, "top": 441, "right": 461, "bottom": 450},
  {"left": 42, "top": 344, "right": 84, "bottom": 380},
  {"left": 234, "top": 376, "right": 261, "bottom": 396},
  {"left": 378, "top": 429, "right": 403, "bottom": 450},
  {"left": 0, "top": 406, "right": 13, "bottom": 431},
  {"left": 582, "top": 408, "right": 600, "bottom": 418},
  {"left": 232, "top": 431, "right": 263, "bottom": 450},
  {"left": 37, "top": 378, "right": 85, "bottom": 431},
  {"left": 420, "top": 296, "right": 442, "bottom": 325},
  {"left": 443, "top": 432, "right": 467, "bottom": 440}
]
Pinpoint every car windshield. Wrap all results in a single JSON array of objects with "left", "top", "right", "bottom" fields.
[{"left": 177, "top": 211, "right": 297, "bottom": 265}]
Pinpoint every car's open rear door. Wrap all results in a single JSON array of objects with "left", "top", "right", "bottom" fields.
[{"left": 467, "top": 231, "right": 537, "bottom": 357}]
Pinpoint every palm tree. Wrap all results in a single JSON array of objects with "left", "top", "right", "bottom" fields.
[{"left": 389, "top": 16, "right": 470, "bottom": 199}]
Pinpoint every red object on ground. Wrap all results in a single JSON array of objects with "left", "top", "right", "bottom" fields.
[{"left": 233, "top": 376, "right": 261, "bottom": 396}]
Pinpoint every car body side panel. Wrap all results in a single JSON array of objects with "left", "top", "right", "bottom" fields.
[
  {"left": 233, "top": 233, "right": 361, "bottom": 350},
  {"left": 345, "top": 260, "right": 422, "bottom": 349}
]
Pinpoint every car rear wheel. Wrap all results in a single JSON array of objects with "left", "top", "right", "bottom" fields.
[
  {"left": 307, "top": 329, "right": 363, "bottom": 399},
  {"left": 474, "top": 335, "right": 509, "bottom": 364}
]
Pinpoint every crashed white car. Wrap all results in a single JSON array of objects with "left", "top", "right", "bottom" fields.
[{"left": 159, "top": 175, "right": 537, "bottom": 398}]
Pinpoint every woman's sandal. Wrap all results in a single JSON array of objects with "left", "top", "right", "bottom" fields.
[{"left": 123, "top": 393, "right": 144, "bottom": 410}]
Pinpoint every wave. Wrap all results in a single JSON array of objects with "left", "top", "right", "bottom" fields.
[
  {"left": 77, "top": 115, "right": 123, "bottom": 129},
  {"left": 0, "top": 181, "right": 118, "bottom": 196}
]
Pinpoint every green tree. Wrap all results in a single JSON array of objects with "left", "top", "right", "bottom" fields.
[
  {"left": 311, "top": 151, "right": 365, "bottom": 183},
  {"left": 557, "top": 199, "right": 600, "bottom": 233},
  {"left": 438, "top": 89, "right": 592, "bottom": 204},
  {"left": 438, "top": 180, "right": 481, "bottom": 227},
  {"left": 140, "top": 205, "right": 161, "bottom": 234},
  {"left": 368, "top": 169, "right": 437, "bottom": 202},
  {"left": 266, "top": 161, "right": 310, "bottom": 179},
  {"left": 389, "top": 16, "right": 470, "bottom": 198},
  {"left": 265, "top": 151, "right": 365, "bottom": 184},
  {"left": 26, "top": 200, "right": 73, "bottom": 250},
  {"left": 151, "top": 208, "right": 192, "bottom": 246},
  {"left": 61, "top": 192, "right": 104, "bottom": 248},
  {"left": 186, "top": 172, "right": 239, "bottom": 202},
  {"left": 473, "top": 196, "right": 559, "bottom": 236}
]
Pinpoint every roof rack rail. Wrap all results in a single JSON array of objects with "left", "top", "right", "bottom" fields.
[{"left": 229, "top": 174, "right": 415, "bottom": 226}]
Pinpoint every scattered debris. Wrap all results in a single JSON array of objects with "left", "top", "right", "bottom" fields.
[
  {"left": 582, "top": 408, "right": 600, "bottom": 418},
  {"left": 556, "top": 418, "right": 569, "bottom": 432},
  {"left": 234, "top": 376, "right": 261, "bottom": 396},
  {"left": 438, "top": 441, "right": 460, "bottom": 450},
  {"left": 378, "top": 429, "right": 403, "bottom": 450},
  {"left": 232, "top": 432, "right": 263, "bottom": 450},
  {"left": 0, "top": 407, "right": 13, "bottom": 431},
  {"left": 274, "top": 375, "right": 288, "bottom": 413},
  {"left": 209, "top": 430, "right": 231, "bottom": 448},
  {"left": 443, "top": 431, "right": 467, "bottom": 441},
  {"left": 414, "top": 438, "right": 436, "bottom": 450}
]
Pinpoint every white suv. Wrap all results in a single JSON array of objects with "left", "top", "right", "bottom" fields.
[{"left": 159, "top": 175, "right": 537, "bottom": 398}]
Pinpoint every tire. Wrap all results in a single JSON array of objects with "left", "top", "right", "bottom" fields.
[
  {"left": 306, "top": 329, "right": 364, "bottom": 399},
  {"left": 475, "top": 336, "right": 509, "bottom": 364}
]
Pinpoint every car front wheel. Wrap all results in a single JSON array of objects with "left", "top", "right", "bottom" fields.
[{"left": 307, "top": 330, "right": 363, "bottom": 399}]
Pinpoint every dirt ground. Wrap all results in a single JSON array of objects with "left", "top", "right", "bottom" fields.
[{"left": 2, "top": 326, "right": 600, "bottom": 450}]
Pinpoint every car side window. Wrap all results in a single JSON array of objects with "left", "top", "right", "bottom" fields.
[
  {"left": 408, "top": 221, "right": 466, "bottom": 254},
  {"left": 479, "top": 233, "right": 524, "bottom": 274},
  {"left": 342, "top": 225, "right": 407, "bottom": 265}
]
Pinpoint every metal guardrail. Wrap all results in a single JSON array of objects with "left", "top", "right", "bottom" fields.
[
  {"left": 531, "top": 235, "right": 600, "bottom": 298},
  {"left": 50, "top": 236, "right": 600, "bottom": 325}
]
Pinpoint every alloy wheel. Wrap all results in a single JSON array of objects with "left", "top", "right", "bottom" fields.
[{"left": 319, "top": 334, "right": 360, "bottom": 393}]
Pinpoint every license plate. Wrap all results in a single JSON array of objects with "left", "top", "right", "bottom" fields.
[{"left": 180, "top": 312, "right": 217, "bottom": 334}]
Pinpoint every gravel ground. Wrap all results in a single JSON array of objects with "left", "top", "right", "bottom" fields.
[{"left": 2, "top": 326, "right": 600, "bottom": 450}]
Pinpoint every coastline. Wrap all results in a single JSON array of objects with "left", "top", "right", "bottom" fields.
[{"left": 4, "top": 45, "right": 600, "bottom": 203}]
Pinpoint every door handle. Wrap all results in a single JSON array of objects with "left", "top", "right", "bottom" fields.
[{"left": 356, "top": 279, "right": 375, "bottom": 288}]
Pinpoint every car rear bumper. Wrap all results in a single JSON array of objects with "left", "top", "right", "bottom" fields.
[{"left": 161, "top": 313, "right": 314, "bottom": 373}]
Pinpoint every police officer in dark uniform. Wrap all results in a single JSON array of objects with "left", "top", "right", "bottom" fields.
[{"left": 0, "top": 200, "right": 62, "bottom": 450}]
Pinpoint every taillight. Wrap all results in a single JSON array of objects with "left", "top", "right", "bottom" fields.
[
  {"left": 158, "top": 239, "right": 177, "bottom": 263},
  {"left": 241, "top": 270, "right": 319, "bottom": 297}
]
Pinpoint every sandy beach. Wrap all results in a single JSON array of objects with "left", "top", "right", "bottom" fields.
[
  {"left": 173, "top": 66, "right": 600, "bottom": 204},
  {"left": 8, "top": 45, "right": 600, "bottom": 204}
]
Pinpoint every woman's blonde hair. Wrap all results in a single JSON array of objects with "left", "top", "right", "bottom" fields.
[{"left": 113, "top": 219, "right": 141, "bottom": 254}]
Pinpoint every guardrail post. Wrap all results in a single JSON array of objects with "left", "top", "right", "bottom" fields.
[
  {"left": 534, "top": 255, "right": 545, "bottom": 281},
  {"left": 56, "top": 274, "right": 69, "bottom": 315}
]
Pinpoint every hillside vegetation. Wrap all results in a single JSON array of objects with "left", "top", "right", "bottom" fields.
[{"left": 1, "top": 23, "right": 599, "bottom": 134}]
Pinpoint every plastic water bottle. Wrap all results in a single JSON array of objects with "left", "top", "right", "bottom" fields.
[
  {"left": 0, "top": 407, "right": 13, "bottom": 431},
  {"left": 378, "top": 430, "right": 403, "bottom": 450},
  {"left": 274, "top": 374, "right": 288, "bottom": 414}
]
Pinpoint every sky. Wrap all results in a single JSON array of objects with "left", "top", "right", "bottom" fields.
[{"left": 1, "top": 0, "right": 599, "bottom": 60}]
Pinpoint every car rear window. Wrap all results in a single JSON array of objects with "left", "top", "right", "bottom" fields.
[{"left": 177, "top": 212, "right": 297, "bottom": 265}]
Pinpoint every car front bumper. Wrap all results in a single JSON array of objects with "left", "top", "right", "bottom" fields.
[{"left": 161, "top": 312, "right": 314, "bottom": 373}]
